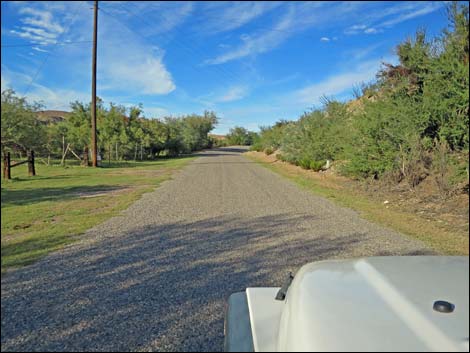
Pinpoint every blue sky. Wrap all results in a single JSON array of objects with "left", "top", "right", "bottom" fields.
[{"left": 1, "top": 1, "right": 449, "bottom": 134}]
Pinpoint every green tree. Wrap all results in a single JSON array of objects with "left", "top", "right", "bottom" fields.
[{"left": 1, "top": 89, "right": 45, "bottom": 156}]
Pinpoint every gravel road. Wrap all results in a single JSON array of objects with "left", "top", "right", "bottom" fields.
[{"left": 1, "top": 147, "right": 433, "bottom": 352}]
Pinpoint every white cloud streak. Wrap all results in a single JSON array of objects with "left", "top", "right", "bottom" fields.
[
  {"left": 345, "top": 1, "right": 444, "bottom": 35},
  {"left": 216, "top": 86, "right": 248, "bottom": 102},
  {"left": 10, "top": 7, "right": 65, "bottom": 44},
  {"left": 205, "top": 5, "right": 298, "bottom": 65},
  {"left": 198, "top": 2, "right": 282, "bottom": 34},
  {"left": 205, "top": 2, "right": 362, "bottom": 65},
  {"left": 293, "top": 58, "right": 387, "bottom": 105},
  {"left": 98, "top": 10, "right": 176, "bottom": 95}
]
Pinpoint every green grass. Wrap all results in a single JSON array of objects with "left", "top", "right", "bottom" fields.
[
  {"left": 1, "top": 157, "right": 194, "bottom": 271},
  {"left": 246, "top": 153, "right": 469, "bottom": 256}
]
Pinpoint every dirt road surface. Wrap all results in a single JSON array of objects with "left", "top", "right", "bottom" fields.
[{"left": 1, "top": 147, "right": 432, "bottom": 351}]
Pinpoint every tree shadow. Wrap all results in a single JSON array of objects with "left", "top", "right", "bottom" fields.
[
  {"left": 1, "top": 213, "right": 433, "bottom": 352},
  {"left": 99, "top": 155, "right": 195, "bottom": 169},
  {"left": 1, "top": 185, "right": 126, "bottom": 208}
]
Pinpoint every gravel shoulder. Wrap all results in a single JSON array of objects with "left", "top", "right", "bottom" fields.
[{"left": 1, "top": 147, "right": 432, "bottom": 352}]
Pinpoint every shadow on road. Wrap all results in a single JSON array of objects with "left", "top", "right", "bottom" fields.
[{"left": 1, "top": 213, "right": 432, "bottom": 351}]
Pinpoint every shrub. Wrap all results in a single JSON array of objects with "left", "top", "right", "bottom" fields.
[
  {"left": 309, "top": 160, "right": 325, "bottom": 172},
  {"left": 299, "top": 158, "right": 312, "bottom": 170},
  {"left": 265, "top": 147, "right": 274, "bottom": 155}
]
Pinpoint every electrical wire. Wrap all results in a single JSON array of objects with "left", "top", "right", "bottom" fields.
[
  {"left": 1, "top": 41, "right": 92, "bottom": 48},
  {"left": 23, "top": 3, "right": 88, "bottom": 95},
  {"left": 110, "top": 2, "right": 243, "bottom": 85}
]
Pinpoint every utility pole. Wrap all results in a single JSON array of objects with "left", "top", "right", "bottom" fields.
[{"left": 91, "top": 0, "right": 98, "bottom": 167}]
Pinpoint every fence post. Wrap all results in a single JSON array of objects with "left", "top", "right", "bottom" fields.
[
  {"left": 28, "top": 150, "right": 36, "bottom": 176},
  {"left": 82, "top": 146, "right": 89, "bottom": 166},
  {"left": 3, "top": 152, "right": 11, "bottom": 180}
]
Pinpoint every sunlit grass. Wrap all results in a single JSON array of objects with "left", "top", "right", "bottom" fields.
[
  {"left": 246, "top": 153, "right": 469, "bottom": 256},
  {"left": 1, "top": 157, "right": 194, "bottom": 271}
]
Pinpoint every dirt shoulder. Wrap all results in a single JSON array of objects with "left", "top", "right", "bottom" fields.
[{"left": 246, "top": 151, "right": 469, "bottom": 255}]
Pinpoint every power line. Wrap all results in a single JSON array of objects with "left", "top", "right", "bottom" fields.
[
  {"left": 142, "top": 2, "right": 320, "bottom": 40},
  {"left": 1, "top": 41, "right": 92, "bottom": 48},
  {"left": 110, "top": 2, "right": 242, "bottom": 85},
  {"left": 98, "top": 7, "right": 233, "bottom": 87},
  {"left": 23, "top": 3, "right": 87, "bottom": 95}
]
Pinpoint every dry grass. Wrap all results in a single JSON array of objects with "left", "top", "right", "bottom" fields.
[{"left": 246, "top": 151, "right": 469, "bottom": 255}]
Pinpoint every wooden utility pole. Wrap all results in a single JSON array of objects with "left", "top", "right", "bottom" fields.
[
  {"left": 27, "top": 150, "right": 35, "bottom": 176},
  {"left": 91, "top": 0, "right": 98, "bottom": 167},
  {"left": 3, "top": 152, "right": 11, "bottom": 180}
]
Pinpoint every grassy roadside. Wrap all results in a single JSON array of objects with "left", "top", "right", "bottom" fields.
[
  {"left": 246, "top": 152, "right": 469, "bottom": 256},
  {"left": 1, "top": 157, "right": 195, "bottom": 271}
]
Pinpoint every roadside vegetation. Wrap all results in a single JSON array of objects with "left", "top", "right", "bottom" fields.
[
  {"left": 247, "top": 3, "right": 469, "bottom": 254},
  {"left": 225, "top": 126, "right": 258, "bottom": 146},
  {"left": 247, "top": 151, "right": 468, "bottom": 255},
  {"left": 1, "top": 75, "right": 218, "bottom": 271},
  {"left": 1, "top": 157, "right": 194, "bottom": 271},
  {"left": 252, "top": 3, "right": 468, "bottom": 199},
  {"left": 1, "top": 91, "right": 218, "bottom": 164}
]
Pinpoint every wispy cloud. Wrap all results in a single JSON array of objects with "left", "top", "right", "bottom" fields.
[
  {"left": 5, "top": 1, "right": 177, "bottom": 103},
  {"left": 216, "top": 85, "right": 248, "bottom": 103},
  {"left": 32, "top": 46, "right": 49, "bottom": 53},
  {"left": 364, "top": 28, "right": 380, "bottom": 34},
  {"left": 1, "top": 64, "right": 89, "bottom": 109},
  {"left": 205, "top": 5, "right": 298, "bottom": 65},
  {"left": 1, "top": 73, "right": 11, "bottom": 91},
  {"left": 345, "top": 1, "right": 444, "bottom": 35},
  {"left": 10, "top": 7, "right": 64, "bottom": 44},
  {"left": 103, "top": 1, "right": 194, "bottom": 37},
  {"left": 380, "top": 2, "right": 444, "bottom": 27},
  {"left": 320, "top": 37, "right": 330, "bottom": 42},
  {"left": 293, "top": 58, "right": 390, "bottom": 105},
  {"left": 142, "top": 106, "right": 169, "bottom": 118},
  {"left": 205, "top": 2, "right": 362, "bottom": 65},
  {"left": 198, "top": 2, "right": 282, "bottom": 34},
  {"left": 98, "top": 11, "right": 176, "bottom": 95}
]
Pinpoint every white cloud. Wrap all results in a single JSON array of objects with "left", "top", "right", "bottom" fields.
[
  {"left": 364, "top": 28, "right": 379, "bottom": 34},
  {"left": 320, "top": 37, "right": 330, "bottom": 42},
  {"left": 206, "top": 6, "right": 297, "bottom": 64},
  {"left": 345, "top": 2, "right": 444, "bottom": 35},
  {"left": 103, "top": 2, "right": 193, "bottom": 37},
  {"left": 27, "top": 86, "right": 90, "bottom": 110},
  {"left": 143, "top": 106, "right": 169, "bottom": 118},
  {"left": 1, "top": 75, "right": 11, "bottom": 91},
  {"left": 2, "top": 65, "right": 89, "bottom": 109},
  {"left": 10, "top": 7, "right": 65, "bottom": 44},
  {"left": 19, "top": 7, "right": 64, "bottom": 34},
  {"left": 199, "top": 2, "right": 282, "bottom": 34},
  {"left": 32, "top": 46, "right": 49, "bottom": 53},
  {"left": 205, "top": 2, "right": 355, "bottom": 65},
  {"left": 380, "top": 2, "right": 444, "bottom": 27},
  {"left": 217, "top": 86, "right": 248, "bottom": 102},
  {"left": 103, "top": 56, "right": 175, "bottom": 95},
  {"left": 95, "top": 5, "right": 177, "bottom": 96},
  {"left": 293, "top": 59, "right": 388, "bottom": 105},
  {"left": 344, "top": 24, "right": 365, "bottom": 34}
]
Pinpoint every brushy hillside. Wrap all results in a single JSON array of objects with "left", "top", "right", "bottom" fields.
[{"left": 251, "top": 2, "right": 469, "bottom": 199}]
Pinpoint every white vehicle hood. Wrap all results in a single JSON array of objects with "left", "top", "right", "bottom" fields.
[{"left": 249, "top": 256, "right": 469, "bottom": 352}]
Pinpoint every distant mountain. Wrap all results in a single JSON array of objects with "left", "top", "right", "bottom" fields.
[
  {"left": 36, "top": 110, "right": 71, "bottom": 124},
  {"left": 209, "top": 134, "right": 226, "bottom": 140}
]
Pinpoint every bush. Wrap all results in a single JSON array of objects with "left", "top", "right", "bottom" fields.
[
  {"left": 432, "top": 140, "right": 453, "bottom": 198},
  {"left": 298, "top": 158, "right": 312, "bottom": 170},
  {"left": 249, "top": 2, "right": 469, "bottom": 185},
  {"left": 309, "top": 160, "right": 325, "bottom": 172},
  {"left": 265, "top": 147, "right": 274, "bottom": 155}
]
